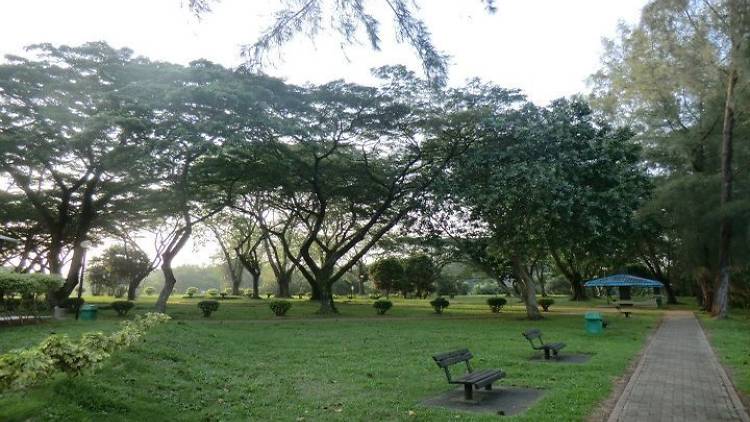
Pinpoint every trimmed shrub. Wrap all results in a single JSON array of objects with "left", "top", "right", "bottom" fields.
[
  {"left": 198, "top": 300, "right": 219, "bottom": 317},
  {"left": 110, "top": 301, "right": 135, "bottom": 317},
  {"left": 430, "top": 297, "right": 450, "bottom": 314},
  {"left": 372, "top": 300, "right": 393, "bottom": 315},
  {"left": 269, "top": 300, "right": 292, "bottom": 316},
  {"left": 206, "top": 288, "right": 219, "bottom": 298},
  {"left": 144, "top": 286, "right": 155, "bottom": 296},
  {"left": 538, "top": 298, "right": 555, "bottom": 312},
  {"left": 186, "top": 287, "right": 199, "bottom": 298},
  {"left": 487, "top": 297, "right": 507, "bottom": 313},
  {"left": 0, "top": 313, "right": 170, "bottom": 391},
  {"left": 0, "top": 271, "right": 63, "bottom": 297}
]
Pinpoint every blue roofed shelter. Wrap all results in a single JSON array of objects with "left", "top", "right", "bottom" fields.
[{"left": 584, "top": 274, "right": 664, "bottom": 301}]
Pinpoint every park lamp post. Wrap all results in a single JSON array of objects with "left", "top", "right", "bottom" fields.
[
  {"left": 74, "top": 240, "right": 93, "bottom": 320},
  {"left": 349, "top": 284, "right": 354, "bottom": 300}
]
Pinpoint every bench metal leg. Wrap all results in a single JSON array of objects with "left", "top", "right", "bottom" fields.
[
  {"left": 464, "top": 384, "right": 473, "bottom": 400},
  {"left": 484, "top": 384, "right": 492, "bottom": 391},
  {"left": 544, "top": 349, "right": 551, "bottom": 360}
]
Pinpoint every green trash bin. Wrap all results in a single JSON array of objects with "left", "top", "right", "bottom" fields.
[
  {"left": 79, "top": 304, "right": 98, "bottom": 321},
  {"left": 584, "top": 311, "right": 603, "bottom": 334}
]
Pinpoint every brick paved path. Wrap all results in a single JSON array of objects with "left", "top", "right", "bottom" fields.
[{"left": 608, "top": 311, "right": 749, "bottom": 422}]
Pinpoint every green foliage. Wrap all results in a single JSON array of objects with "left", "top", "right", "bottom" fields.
[
  {"left": 186, "top": 287, "right": 199, "bottom": 298},
  {"left": 487, "top": 297, "right": 507, "bottom": 313},
  {"left": 143, "top": 286, "right": 155, "bottom": 296},
  {"left": 429, "top": 297, "right": 450, "bottom": 314},
  {"left": 402, "top": 255, "right": 439, "bottom": 298},
  {"left": 369, "top": 258, "right": 404, "bottom": 296},
  {"left": 87, "top": 245, "right": 151, "bottom": 297},
  {"left": 269, "top": 300, "right": 292, "bottom": 316},
  {"left": 110, "top": 301, "right": 135, "bottom": 317},
  {"left": 198, "top": 300, "right": 220, "bottom": 317},
  {"left": 206, "top": 288, "right": 219, "bottom": 298},
  {"left": 372, "top": 300, "right": 393, "bottom": 315},
  {"left": 436, "top": 278, "right": 467, "bottom": 298},
  {"left": 0, "top": 313, "right": 170, "bottom": 391},
  {"left": 0, "top": 271, "right": 63, "bottom": 296},
  {"left": 538, "top": 298, "right": 555, "bottom": 311}
]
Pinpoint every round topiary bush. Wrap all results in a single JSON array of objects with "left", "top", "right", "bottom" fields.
[
  {"left": 206, "top": 288, "right": 219, "bottom": 298},
  {"left": 538, "top": 298, "right": 555, "bottom": 312},
  {"left": 373, "top": 299, "right": 393, "bottom": 315},
  {"left": 110, "top": 300, "right": 135, "bottom": 317},
  {"left": 269, "top": 300, "right": 292, "bottom": 316},
  {"left": 198, "top": 300, "right": 219, "bottom": 317},
  {"left": 487, "top": 297, "right": 507, "bottom": 313},
  {"left": 430, "top": 297, "right": 450, "bottom": 314},
  {"left": 186, "top": 287, "right": 199, "bottom": 298},
  {"left": 144, "top": 286, "right": 155, "bottom": 296}
]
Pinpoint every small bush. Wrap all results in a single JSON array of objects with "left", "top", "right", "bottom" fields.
[
  {"left": 372, "top": 300, "right": 393, "bottom": 315},
  {"left": 269, "top": 300, "right": 292, "bottom": 316},
  {"left": 430, "top": 297, "right": 450, "bottom": 314},
  {"left": 60, "top": 297, "right": 85, "bottom": 310},
  {"left": 144, "top": 286, "right": 155, "bottom": 296},
  {"left": 487, "top": 297, "right": 507, "bottom": 313},
  {"left": 206, "top": 288, "right": 219, "bottom": 298},
  {"left": 186, "top": 287, "right": 199, "bottom": 298},
  {"left": 538, "top": 298, "right": 555, "bottom": 312},
  {"left": 110, "top": 301, "right": 134, "bottom": 317},
  {"left": 198, "top": 300, "right": 219, "bottom": 317}
]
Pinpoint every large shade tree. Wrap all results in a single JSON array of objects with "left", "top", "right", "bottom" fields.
[
  {"left": 591, "top": 0, "right": 750, "bottom": 316},
  {"left": 208, "top": 67, "right": 480, "bottom": 313},
  {"left": 0, "top": 43, "right": 166, "bottom": 303}
]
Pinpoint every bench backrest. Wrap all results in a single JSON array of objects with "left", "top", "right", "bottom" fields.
[
  {"left": 433, "top": 349, "right": 473, "bottom": 382},
  {"left": 522, "top": 329, "right": 546, "bottom": 349}
]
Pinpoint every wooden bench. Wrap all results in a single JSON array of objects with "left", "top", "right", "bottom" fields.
[
  {"left": 432, "top": 349, "right": 505, "bottom": 400},
  {"left": 522, "top": 329, "right": 566, "bottom": 360}
]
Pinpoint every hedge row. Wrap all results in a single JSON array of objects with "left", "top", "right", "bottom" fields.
[
  {"left": 0, "top": 271, "right": 63, "bottom": 296},
  {"left": 0, "top": 312, "right": 171, "bottom": 391}
]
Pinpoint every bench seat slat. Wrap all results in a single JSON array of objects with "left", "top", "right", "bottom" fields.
[
  {"left": 545, "top": 342, "right": 566, "bottom": 351},
  {"left": 453, "top": 369, "right": 505, "bottom": 386}
]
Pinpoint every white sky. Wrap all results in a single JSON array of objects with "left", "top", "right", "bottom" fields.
[{"left": 1, "top": 0, "right": 647, "bottom": 266}]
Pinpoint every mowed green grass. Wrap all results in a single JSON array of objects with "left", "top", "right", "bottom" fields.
[
  {"left": 0, "top": 296, "right": 658, "bottom": 422},
  {"left": 700, "top": 310, "right": 750, "bottom": 398}
]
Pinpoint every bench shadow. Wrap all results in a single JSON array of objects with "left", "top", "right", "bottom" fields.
[
  {"left": 421, "top": 386, "right": 545, "bottom": 416},
  {"left": 528, "top": 353, "right": 593, "bottom": 364}
]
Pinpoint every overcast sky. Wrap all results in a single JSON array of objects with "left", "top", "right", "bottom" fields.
[{"left": 1, "top": 0, "right": 648, "bottom": 266}]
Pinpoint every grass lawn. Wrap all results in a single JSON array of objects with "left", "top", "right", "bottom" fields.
[
  {"left": 700, "top": 309, "right": 750, "bottom": 399},
  {"left": 0, "top": 296, "right": 660, "bottom": 421}
]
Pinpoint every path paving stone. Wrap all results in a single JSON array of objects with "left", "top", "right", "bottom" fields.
[{"left": 608, "top": 311, "right": 749, "bottom": 422}]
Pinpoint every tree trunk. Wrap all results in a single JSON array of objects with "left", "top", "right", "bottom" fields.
[
  {"left": 570, "top": 278, "right": 587, "bottom": 301},
  {"left": 712, "top": 56, "right": 738, "bottom": 319},
  {"left": 155, "top": 257, "right": 177, "bottom": 313},
  {"left": 126, "top": 273, "right": 150, "bottom": 301},
  {"left": 317, "top": 282, "right": 337, "bottom": 314},
  {"left": 249, "top": 271, "right": 260, "bottom": 299},
  {"left": 511, "top": 255, "right": 542, "bottom": 320},
  {"left": 550, "top": 249, "right": 587, "bottom": 301},
  {"left": 154, "top": 225, "right": 191, "bottom": 313},
  {"left": 309, "top": 282, "right": 321, "bottom": 301},
  {"left": 662, "top": 280, "right": 678, "bottom": 305},
  {"left": 277, "top": 274, "right": 291, "bottom": 298},
  {"left": 231, "top": 264, "right": 243, "bottom": 296},
  {"left": 697, "top": 268, "right": 714, "bottom": 312}
]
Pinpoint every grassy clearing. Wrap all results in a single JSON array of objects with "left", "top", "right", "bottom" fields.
[
  {"left": 700, "top": 310, "right": 750, "bottom": 398},
  {"left": 0, "top": 295, "right": 659, "bottom": 421}
]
